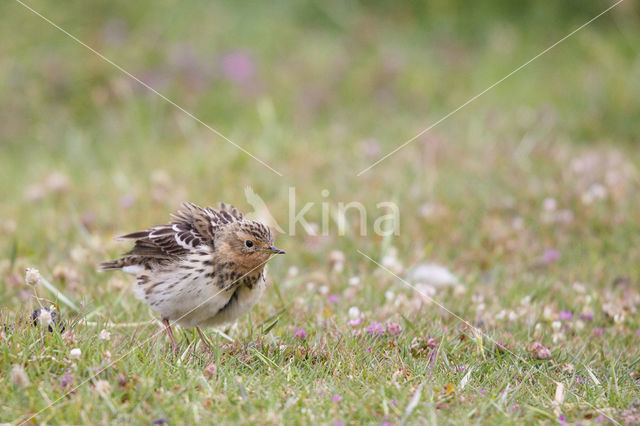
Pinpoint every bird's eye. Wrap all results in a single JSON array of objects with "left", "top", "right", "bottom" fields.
[{"left": 245, "top": 240, "right": 254, "bottom": 248}]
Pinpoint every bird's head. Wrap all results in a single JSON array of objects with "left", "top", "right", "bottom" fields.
[{"left": 216, "top": 220, "right": 284, "bottom": 272}]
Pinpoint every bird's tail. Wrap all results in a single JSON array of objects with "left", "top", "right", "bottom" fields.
[{"left": 99, "top": 257, "right": 132, "bottom": 271}]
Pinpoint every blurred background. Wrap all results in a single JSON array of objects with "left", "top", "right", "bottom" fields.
[
  {"left": 3, "top": 3, "right": 640, "bottom": 422},
  {"left": 1, "top": 0, "right": 639, "bottom": 309}
]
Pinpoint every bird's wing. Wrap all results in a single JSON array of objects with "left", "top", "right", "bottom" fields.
[{"left": 118, "top": 202, "right": 244, "bottom": 260}]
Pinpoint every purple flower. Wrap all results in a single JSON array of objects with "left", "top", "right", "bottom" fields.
[
  {"left": 558, "top": 414, "right": 567, "bottom": 425},
  {"left": 293, "top": 327, "right": 307, "bottom": 340},
  {"left": 119, "top": 193, "right": 136, "bottom": 209},
  {"left": 579, "top": 312, "right": 594, "bottom": 321},
  {"left": 333, "top": 420, "right": 345, "bottom": 426},
  {"left": 220, "top": 50, "right": 255, "bottom": 84},
  {"left": 379, "top": 422, "right": 393, "bottom": 426},
  {"left": 366, "top": 321, "right": 385, "bottom": 336},
  {"left": 328, "top": 294, "right": 340, "bottom": 304},
  {"left": 593, "top": 327, "right": 603, "bottom": 337},
  {"left": 347, "top": 318, "right": 363, "bottom": 327},
  {"left": 332, "top": 394, "right": 343, "bottom": 403},
  {"left": 386, "top": 322, "right": 403, "bottom": 336},
  {"left": 60, "top": 369, "right": 72, "bottom": 387},
  {"left": 542, "top": 249, "right": 560, "bottom": 263},
  {"left": 559, "top": 311, "right": 572, "bottom": 321}
]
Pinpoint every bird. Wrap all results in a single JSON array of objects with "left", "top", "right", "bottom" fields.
[{"left": 100, "top": 202, "right": 285, "bottom": 354}]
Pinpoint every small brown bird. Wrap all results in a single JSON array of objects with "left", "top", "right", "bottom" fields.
[{"left": 100, "top": 202, "right": 284, "bottom": 354}]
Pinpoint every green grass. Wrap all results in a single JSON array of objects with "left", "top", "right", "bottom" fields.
[{"left": 1, "top": 0, "right": 640, "bottom": 424}]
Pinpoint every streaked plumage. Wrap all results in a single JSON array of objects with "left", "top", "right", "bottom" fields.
[{"left": 100, "top": 202, "right": 284, "bottom": 353}]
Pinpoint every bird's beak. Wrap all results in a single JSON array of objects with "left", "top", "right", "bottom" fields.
[{"left": 265, "top": 245, "right": 285, "bottom": 254}]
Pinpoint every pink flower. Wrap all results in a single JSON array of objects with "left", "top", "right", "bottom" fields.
[
  {"left": 119, "top": 193, "right": 136, "bottom": 208},
  {"left": 386, "top": 322, "right": 403, "bottom": 336},
  {"left": 541, "top": 249, "right": 560, "bottom": 263},
  {"left": 328, "top": 294, "right": 340, "bottom": 304},
  {"left": 347, "top": 318, "right": 363, "bottom": 327},
  {"left": 366, "top": 321, "right": 385, "bottom": 336},
  {"left": 220, "top": 50, "right": 255, "bottom": 85},
  {"left": 204, "top": 363, "right": 217, "bottom": 378},
  {"left": 558, "top": 311, "right": 572, "bottom": 321},
  {"left": 293, "top": 327, "right": 307, "bottom": 340},
  {"left": 426, "top": 337, "right": 439, "bottom": 349},
  {"left": 529, "top": 341, "right": 551, "bottom": 360},
  {"left": 332, "top": 394, "right": 343, "bottom": 403}
]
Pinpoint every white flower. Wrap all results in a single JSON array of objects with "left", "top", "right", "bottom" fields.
[
  {"left": 38, "top": 309, "right": 53, "bottom": 328},
  {"left": 62, "top": 330, "right": 77, "bottom": 345},
  {"left": 25, "top": 268, "right": 41, "bottom": 286},
  {"left": 99, "top": 329, "right": 111, "bottom": 341},
  {"left": 511, "top": 216, "right": 524, "bottom": 230},
  {"left": 581, "top": 183, "right": 607, "bottom": 205},
  {"left": 381, "top": 255, "right": 397, "bottom": 269},
  {"left": 406, "top": 263, "right": 459, "bottom": 287},
  {"left": 348, "top": 276, "right": 360, "bottom": 286},
  {"left": 70, "top": 247, "right": 88, "bottom": 264},
  {"left": 329, "top": 250, "right": 345, "bottom": 273},
  {"left": 348, "top": 306, "right": 360, "bottom": 319},
  {"left": 45, "top": 172, "right": 70, "bottom": 193},
  {"left": 543, "top": 197, "right": 557, "bottom": 211},
  {"left": 572, "top": 282, "right": 586, "bottom": 293},
  {"left": 287, "top": 266, "right": 299, "bottom": 277},
  {"left": 551, "top": 321, "right": 562, "bottom": 331},
  {"left": 318, "top": 285, "right": 329, "bottom": 295},
  {"left": 385, "top": 291, "right": 395, "bottom": 301},
  {"left": 329, "top": 250, "right": 345, "bottom": 264},
  {"left": 11, "top": 364, "right": 30, "bottom": 387},
  {"left": 94, "top": 379, "right": 111, "bottom": 395},
  {"left": 69, "top": 348, "right": 82, "bottom": 360}
]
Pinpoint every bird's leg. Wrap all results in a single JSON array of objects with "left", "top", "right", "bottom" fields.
[
  {"left": 162, "top": 318, "right": 179, "bottom": 355},
  {"left": 196, "top": 326, "right": 213, "bottom": 354}
]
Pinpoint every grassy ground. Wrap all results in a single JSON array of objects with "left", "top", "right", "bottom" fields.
[{"left": 1, "top": 0, "right": 640, "bottom": 424}]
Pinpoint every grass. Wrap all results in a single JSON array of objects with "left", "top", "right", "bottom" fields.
[{"left": 1, "top": 0, "right": 640, "bottom": 424}]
